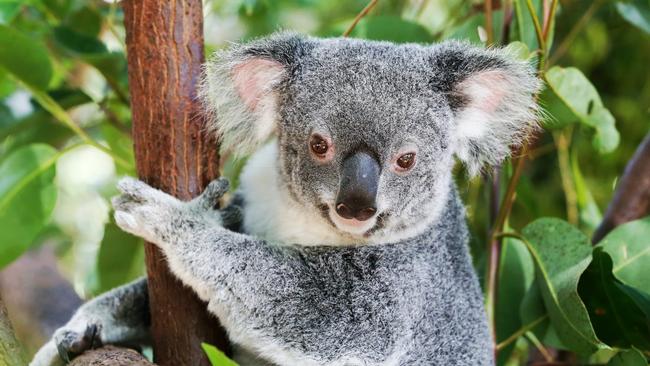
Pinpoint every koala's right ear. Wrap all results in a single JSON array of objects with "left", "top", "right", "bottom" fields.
[{"left": 200, "top": 33, "right": 307, "bottom": 155}]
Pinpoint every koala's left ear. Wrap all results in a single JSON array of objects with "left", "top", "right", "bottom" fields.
[
  {"left": 430, "top": 42, "right": 542, "bottom": 176},
  {"left": 200, "top": 32, "right": 308, "bottom": 155}
]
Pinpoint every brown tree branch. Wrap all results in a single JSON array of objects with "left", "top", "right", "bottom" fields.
[
  {"left": 592, "top": 133, "right": 650, "bottom": 243},
  {"left": 122, "top": 1, "right": 228, "bottom": 365},
  {"left": 68, "top": 346, "right": 154, "bottom": 366}
]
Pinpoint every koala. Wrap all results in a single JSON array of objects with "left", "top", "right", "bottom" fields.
[{"left": 31, "top": 33, "right": 540, "bottom": 366}]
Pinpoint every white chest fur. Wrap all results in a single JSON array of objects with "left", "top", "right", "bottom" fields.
[{"left": 238, "top": 142, "right": 362, "bottom": 246}]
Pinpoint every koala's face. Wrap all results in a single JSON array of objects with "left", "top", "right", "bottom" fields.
[{"left": 202, "top": 34, "right": 540, "bottom": 242}]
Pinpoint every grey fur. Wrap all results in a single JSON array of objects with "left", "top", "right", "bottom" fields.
[{"left": 32, "top": 33, "right": 540, "bottom": 366}]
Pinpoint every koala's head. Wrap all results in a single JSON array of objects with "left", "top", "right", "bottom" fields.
[{"left": 201, "top": 33, "right": 540, "bottom": 242}]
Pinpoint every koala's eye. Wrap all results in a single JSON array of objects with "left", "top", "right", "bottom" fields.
[
  {"left": 395, "top": 152, "right": 416, "bottom": 171},
  {"left": 310, "top": 134, "right": 329, "bottom": 157}
]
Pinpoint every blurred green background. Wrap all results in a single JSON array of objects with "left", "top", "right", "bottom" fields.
[{"left": 0, "top": 0, "right": 649, "bottom": 365}]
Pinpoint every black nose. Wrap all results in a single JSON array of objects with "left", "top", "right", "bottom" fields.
[
  {"left": 335, "top": 150, "right": 380, "bottom": 221},
  {"left": 335, "top": 203, "right": 377, "bottom": 221}
]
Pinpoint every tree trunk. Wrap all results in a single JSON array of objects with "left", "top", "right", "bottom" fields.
[
  {"left": 592, "top": 133, "right": 650, "bottom": 243},
  {"left": 122, "top": 1, "right": 230, "bottom": 365}
]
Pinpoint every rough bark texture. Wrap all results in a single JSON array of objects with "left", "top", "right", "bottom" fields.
[
  {"left": 592, "top": 133, "right": 650, "bottom": 243},
  {"left": 68, "top": 346, "right": 153, "bottom": 366},
  {"left": 122, "top": 1, "right": 229, "bottom": 365}
]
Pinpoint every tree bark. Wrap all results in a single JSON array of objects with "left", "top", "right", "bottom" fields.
[
  {"left": 122, "top": 1, "right": 230, "bottom": 365},
  {"left": 592, "top": 133, "right": 650, "bottom": 243},
  {"left": 68, "top": 346, "right": 153, "bottom": 366}
]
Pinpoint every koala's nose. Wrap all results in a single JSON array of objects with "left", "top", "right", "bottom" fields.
[{"left": 336, "top": 150, "right": 380, "bottom": 221}]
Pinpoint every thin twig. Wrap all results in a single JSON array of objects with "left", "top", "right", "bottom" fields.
[
  {"left": 343, "top": 0, "right": 379, "bottom": 37},
  {"left": 554, "top": 129, "right": 578, "bottom": 225},
  {"left": 542, "top": 0, "right": 559, "bottom": 41},
  {"left": 496, "top": 315, "right": 548, "bottom": 351},
  {"left": 526, "top": 332, "right": 554, "bottom": 362}
]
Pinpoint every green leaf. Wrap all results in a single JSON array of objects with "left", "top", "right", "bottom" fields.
[
  {"left": 0, "top": 24, "right": 53, "bottom": 90},
  {"left": 543, "top": 66, "right": 620, "bottom": 153},
  {"left": 202, "top": 343, "right": 239, "bottom": 366},
  {"left": 504, "top": 41, "right": 531, "bottom": 61},
  {"left": 607, "top": 347, "right": 648, "bottom": 366},
  {"left": 616, "top": 0, "right": 650, "bottom": 34},
  {"left": 513, "top": 0, "right": 542, "bottom": 50},
  {"left": 597, "top": 216, "right": 650, "bottom": 295},
  {"left": 579, "top": 248, "right": 650, "bottom": 350},
  {"left": 65, "top": 6, "right": 102, "bottom": 36},
  {"left": 522, "top": 218, "right": 608, "bottom": 355},
  {"left": 96, "top": 221, "right": 144, "bottom": 293},
  {"left": 497, "top": 236, "right": 535, "bottom": 365},
  {"left": 0, "top": 2, "right": 21, "bottom": 24},
  {"left": 0, "top": 144, "right": 58, "bottom": 268},
  {"left": 346, "top": 16, "right": 433, "bottom": 43}
]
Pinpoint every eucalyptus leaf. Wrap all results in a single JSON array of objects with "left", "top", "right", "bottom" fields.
[
  {"left": 522, "top": 218, "right": 608, "bottom": 355},
  {"left": 0, "top": 24, "right": 52, "bottom": 90},
  {"left": 543, "top": 66, "right": 619, "bottom": 153},
  {"left": 0, "top": 144, "right": 58, "bottom": 268},
  {"left": 607, "top": 347, "right": 648, "bottom": 366},
  {"left": 497, "top": 236, "right": 535, "bottom": 365},
  {"left": 0, "top": 2, "right": 21, "bottom": 25},
  {"left": 597, "top": 216, "right": 650, "bottom": 295},
  {"left": 579, "top": 248, "right": 650, "bottom": 350},
  {"left": 202, "top": 342, "right": 239, "bottom": 366},
  {"left": 616, "top": 0, "right": 650, "bottom": 34}
]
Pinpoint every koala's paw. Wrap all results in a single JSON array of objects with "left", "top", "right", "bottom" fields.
[
  {"left": 192, "top": 178, "right": 230, "bottom": 211},
  {"left": 54, "top": 324, "right": 103, "bottom": 363},
  {"left": 112, "top": 177, "right": 181, "bottom": 243}
]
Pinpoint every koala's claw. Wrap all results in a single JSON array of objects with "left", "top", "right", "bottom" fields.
[
  {"left": 195, "top": 178, "right": 230, "bottom": 210},
  {"left": 55, "top": 324, "right": 102, "bottom": 364}
]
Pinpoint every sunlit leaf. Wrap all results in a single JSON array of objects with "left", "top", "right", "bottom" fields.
[
  {"left": 543, "top": 66, "right": 619, "bottom": 153},
  {"left": 0, "top": 144, "right": 58, "bottom": 268},
  {"left": 202, "top": 342, "right": 239, "bottom": 366},
  {"left": 0, "top": 24, "right": 52, "bottom": 90},
  {"left": 522, "top": 218, "right": 608, "bottom": 355},
  {"left": 597, "top": 216, "right": 650, "bottom": 295},
  {"left": 0, "top": 2, "right": 21, "bottom": 25},
  {"left": 616, "top": 0, "right": 650, "bottom": 34}
]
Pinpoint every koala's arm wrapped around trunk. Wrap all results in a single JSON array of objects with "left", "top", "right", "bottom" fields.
[{"left": 112, "top": 177, "right": 408, "bottom": 364}]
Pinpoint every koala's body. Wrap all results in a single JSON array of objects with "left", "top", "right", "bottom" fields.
[{"left": 32, "top": 33, "right": 540, "bottom": 366}]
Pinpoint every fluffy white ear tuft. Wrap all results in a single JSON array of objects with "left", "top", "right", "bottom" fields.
[
  {"left": 199, "top": 33, "right": 303, "bottom": 155},
  {"left": 450, "top": 55, "right": 541, "bottom": 176}
]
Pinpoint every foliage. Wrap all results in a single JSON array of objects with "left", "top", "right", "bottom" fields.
[{"left": 0, "top": 0, "right": 649, "bottom": 364}]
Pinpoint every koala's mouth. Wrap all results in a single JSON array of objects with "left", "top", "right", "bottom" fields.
[{"left": 318, "top": 204, "right": 387, "bottom": 238}]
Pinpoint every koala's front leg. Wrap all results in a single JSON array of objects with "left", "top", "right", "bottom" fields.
[
  {"left": 112, "top": 178, "right": 243, "bottom": 301},
  {"left": 30, "top": 278, "right": 150, "bottom": 366}
]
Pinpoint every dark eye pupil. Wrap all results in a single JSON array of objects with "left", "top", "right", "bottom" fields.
[
  {"left": 397, "top": 153, "right": 415, "bottom": 169},
  {"left": 311, "top": 138, "right": 328, "bottom": 155}
]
